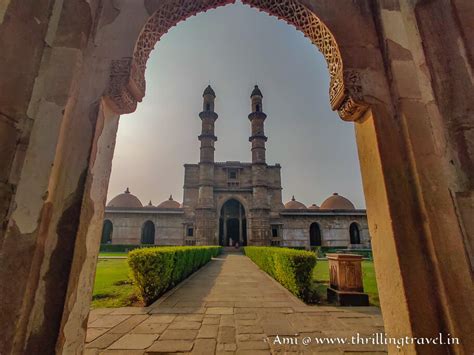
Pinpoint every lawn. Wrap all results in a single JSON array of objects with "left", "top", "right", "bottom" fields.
[
  {"left": 312, "top": 260, "right": 379, "bottom": 306},
  {"left": 98, "top": 252, "right": 128, "bottom": 257},
  {"left": 91, "top": 258, "right": 138, "bottom": 308},
  {"left": 92, "top": 256, "right": 379, "bottom": 308}
]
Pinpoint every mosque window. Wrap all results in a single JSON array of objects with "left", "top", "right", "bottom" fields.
[
  {"left": 271, "top": 225, "right": 281, "bottom": 238},
  {"left": 256, "top": 104, "right": 260, "bottom": 112},
  {"left": 187, "top": 227, "right": 194, "bottom": 237},
  {"left": 228, "top": 170, "right": 237, "bottom": 179},
  {"left": 206, "top": 103, "right": 211, "bottom": 111}
]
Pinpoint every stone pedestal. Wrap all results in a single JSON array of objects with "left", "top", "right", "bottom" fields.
[{"left": 327, "top": 254, "right": 369, "bottom": 306}]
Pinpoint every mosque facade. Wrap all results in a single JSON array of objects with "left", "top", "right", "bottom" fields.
[{"left": 103, "top": 86, "right": 370, "bottom": 249}]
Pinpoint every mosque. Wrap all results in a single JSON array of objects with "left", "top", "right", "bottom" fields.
[{"left": 102, "top": 86, "right": 370, "bottom": 249}]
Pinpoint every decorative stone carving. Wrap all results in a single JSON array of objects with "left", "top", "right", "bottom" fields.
[
  {"left": 105, "top": 0, "right": 368, "bottom": 121},
  {"left": 104, "top": 58, "right": 138, "bottom": 114},
  {"left": 337, "top": 70, "right": 368, "bottom": 121}
]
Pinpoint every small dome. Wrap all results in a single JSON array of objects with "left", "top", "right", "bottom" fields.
[
  {"left": 157, "top": 195, "right": 181, "bottom": 209},
  {"left": 320, "top": 193, "right": 355, "bottom": 210},
  {"left": 203, "top": 85, "right": 216, "bottom": 97},
  {"left": 251, "top": 85, "right": 263, "bottom": 98},
  {"left": 284, "top": 196, "right": 307, "bottom": 209},
  {"left": 145, "top": 200, "right": 154, "bottom": 208},
  {"left": 107, "top": 188, "right": 143, "bottom": 208},
  {"left": 308, "top": 203, "right": 320, "bottom": 210}
]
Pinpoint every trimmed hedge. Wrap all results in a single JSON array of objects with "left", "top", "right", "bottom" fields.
[
  {"left": 243, "top": 246, "right": 316, "bottom": 301},
  {"left": 100, "top": 244, "right": 147, "bottom": 253},
  {"left": 128, "top": 246, "right": 221, "bottom": 305}
]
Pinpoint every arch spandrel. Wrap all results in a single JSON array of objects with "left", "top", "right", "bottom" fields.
[{"left": 105, "top": 0, "right": 369, "bottom": 121}]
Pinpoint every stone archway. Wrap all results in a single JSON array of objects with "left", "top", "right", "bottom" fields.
[
  {"left": 0, "top": 1, "right": 472, "bottom": 354},
  {"left": 105, "top": 0, "right": 365, "bottom": 122},
  {"left": 219, "top": 199, "right": 247, "bottom": 247}
]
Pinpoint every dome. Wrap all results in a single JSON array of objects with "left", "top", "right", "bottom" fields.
[
  {"left": 107, "top": 188, "right": 143, "bottom": 208},
  {"left": 251, "top": 85, "right": 263, "bottom": 98},
  {"left": 145, "top": 200, "right": 154, "bottom": 208},
  {"left": 157, "top": 195, "right": 181, "bottom": 209},
  {"left": 320, "top": 193, "right": 355, "bottom": 210},
  {"left": 308, "top": 203, "right": 320, "bottom": 210},
  {"left": 203, "top": 85, "right": 216, "bottom": 97},
  {"left": 284, "top": 196, "right": 307, "bottom": 209}
]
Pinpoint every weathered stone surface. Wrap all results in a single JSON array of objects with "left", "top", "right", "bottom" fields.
[
  {"left": 168, "top": 321, "right": 202, "bottom": 330},
  {"left": 86, "top": 333, "right": 123, "bottom": 349},
  {"left": 130, "top": 323, "right": 168, "bottom": 334},
  {"left": 89, "top": 315, "right": 130, "bottom": 328},
  {"left": 197, "top": 324, "right": 219, "bottom": 338},
  {"left": 218, "top": 326, "right": 236, "bottom": 344},
  {"left": 192, "top": 338, "right": 217, "bottom": 354},
  {"left": 146, "top": 340, "right": 194, "bottom": 353},
  {"left": 108, "top": 334, "right": 158, "bottom": 349},
  {"left": 160, "top": 329, "right": 198, "bottom": 340},
  {"left": 109, "top": 315, "right": 148, "bottom": 334},
  {"left": 207, "top": 307, "right": 234, "bottom": 315}
]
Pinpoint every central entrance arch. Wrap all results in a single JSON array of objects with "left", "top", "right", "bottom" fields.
[{"left": 219, "top": 199, "right": 247, "bottom": 247}]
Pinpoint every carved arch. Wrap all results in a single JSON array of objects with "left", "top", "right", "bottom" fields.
[{"left": 105, "top": 0, "right": 367, "bottom": 121}]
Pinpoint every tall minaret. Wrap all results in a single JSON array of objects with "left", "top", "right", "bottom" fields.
[
  {"left": 195, "top": 85, "right": 218, "bottom": 245},
  {"left": 248, "top": 85, "right": 267, "bottom": 164},
  {"left": 248, "top": 85, "right": 270, "bottom": 246}
]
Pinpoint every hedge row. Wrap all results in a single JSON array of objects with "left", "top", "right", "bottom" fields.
[
  {"left": 243, "top": 246, "right": 316, "bottom": 300},
  {"left": 100, "top": 244, "right": 147, "bottom": 253},
  {"left": 128, "top": 246, "right": 221, "bottom": 305}
]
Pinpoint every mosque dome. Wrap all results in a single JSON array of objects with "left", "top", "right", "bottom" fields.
[
  {"left": 320, "top": 193, "right": 355, "bottom": 210},
  {"left": 284, "top": 196, "right": 307, "bottom": 209},
  {"left": 157, "top": 195, "right": 181, "bottom": 209},
  {"left": 308, "top": 203, "right": 320, "bottom": 210},
  {"left": 251, "top": 85, "right": 263, "bottom": 97},
  {"left": 144, "top": 201, "right": 155, "bottom": 208},
  {"left": 107, "top": 188, "right": 143, "bottom": 208}
]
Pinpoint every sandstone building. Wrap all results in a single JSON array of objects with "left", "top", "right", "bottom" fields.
[{"left": 103, "top": 86, "right": 370, "bottom": 248}]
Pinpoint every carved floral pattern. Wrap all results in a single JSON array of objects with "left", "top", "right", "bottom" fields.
[{"left": 106, "top": 0, "right": 367, "bottom": 120}]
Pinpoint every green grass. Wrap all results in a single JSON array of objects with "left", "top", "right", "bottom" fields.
[
  {"left": 98, "top": 252, "right": 128, "bottom": 257},
  {"left": 91, "top": 259, "right": 138, "bottom": 308},
  {"left": 312, "top": 260, "right": 379, "bottom": 306}
]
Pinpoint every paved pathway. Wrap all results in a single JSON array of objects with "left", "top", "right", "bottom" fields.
[{"left": 86, "top": 253, "right": 386, "bottom": 354}]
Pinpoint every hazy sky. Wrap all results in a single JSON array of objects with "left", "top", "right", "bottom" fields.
[{"left": 107, "top": 2, "right": 365, "bottom": 208}]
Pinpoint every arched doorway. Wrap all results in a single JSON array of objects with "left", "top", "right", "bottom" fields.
[
  {"left": 309, "top": 222, "right": 322, "bottom": 247},
  {"left": 101, "top": 220, "right": 113, "bottom": 244},
  {"left": 1, "top": 1, "right": 472, "bottom": 354},
  {"left": 219, "top": 199, "right": 247, "bottom": 247},
  {"left": 141, "top": 220, "right": 156, "bottom": 244},
  {"left": 349, "top": 222, "right": 361, "bottom": 245}
]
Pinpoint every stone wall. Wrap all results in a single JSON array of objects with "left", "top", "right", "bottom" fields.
[
  {"left": 282, "top": 215, "right": 369, "bottom": 248},
  {"left": 104, "top": 211, "right": 185, "bottom": 245}
]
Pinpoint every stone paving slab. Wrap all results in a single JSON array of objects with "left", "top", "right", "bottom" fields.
[{"left": 86, "top": 253, "right": 386, "bottom": 353}]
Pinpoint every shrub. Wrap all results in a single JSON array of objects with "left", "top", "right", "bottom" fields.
[
  {"left": 244, "top": 246, "right": 316, "bottom": 301},
  {"left": 100, "top": 244, "right": 146, "bottom": 253},
  {"left": 128, "top": 246, "right": 221, "bottom": 305}
]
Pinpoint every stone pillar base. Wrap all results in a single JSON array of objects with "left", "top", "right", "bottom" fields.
[{"left": 327, "top": 288, "right": 369, "bottom": 306}]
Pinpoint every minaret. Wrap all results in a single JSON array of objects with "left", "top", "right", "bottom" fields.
[
  {"left": 248, "top": 85, "right": 267, "bottom": 164},
  {"left": 195, "top": 85, "right": 218, "bottom": 245},
  {"left": 248, "top": 85, "right": 271, "bottom": 246}
]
